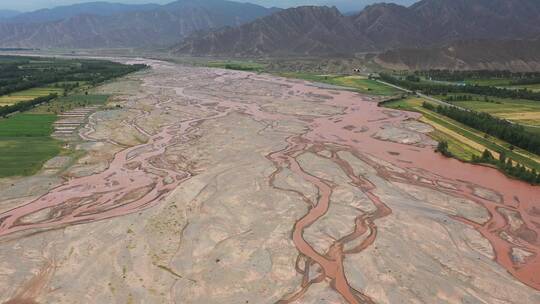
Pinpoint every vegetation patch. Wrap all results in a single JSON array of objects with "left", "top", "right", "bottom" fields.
[
  {"left": 0, "top": 55, "right": 146, "bottom": 105},
  {"left": 472, "top": 150, "right": 540, "bottom": 184},
  {"left": 32, "top": 94, "right": 110, "bottom": 114},
  {"left": 413, "top": 70, "right": 540, "bottom": 87},
  {"left": 0, "top": 113, "right": 61, "bottom": 177},
  {"left": 429, "top": 130, "right": 479, "bottom": 161},
  {"left": 206, "top": 60, "right": 267, "bottom": 72},
  {"left": 423, "top": 102, "right": 540, "bottom": 155},
  {"left": 0, "top": 55, "right": 145, "bottom": 178},
  {"left": 280, "top": 72, "right": 400, "bottom": 96},
  {"left": 0, "top": 87, "right": 63, "bottom": 105},
  {"left": 0, "top": 94, "right": 57, "bottom": 118},
  {"left": 379, "top": 73, "right": 540, "bottom": 101},
  {"left": 510, "top": 83, "right": 540, "bottom": 92},
  {"left": 439, "top": 95, "right": 540, "bottom": 130},
  {"left": 383, "top": 97, "right": 540, "bottom": 184}
]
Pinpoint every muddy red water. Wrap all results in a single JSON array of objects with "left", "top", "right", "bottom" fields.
[{"left": 0, "top": 64, "right": 538, "bottom": 303}]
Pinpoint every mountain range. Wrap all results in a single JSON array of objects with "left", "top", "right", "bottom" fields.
[
  {"left": 174, "top": 0, "right": 540, "bottom": 57},
  {"left": 0, "top": 10, "right": 20, "bottom": 20},
  {"left": 242, "top": 0, "right": 418, "bottom": 13},
  {"left": 0, "top": 0, "right": 280, "bottom": 48},
  {"left": 375, "top": 40, "right": 540, "bottom": 72},
  {"left": 175, "top": 6, "right": 369, "bottom": 57},
  {"left": 0, "top": 0, "right": 539, "bottom": 72},
  {"left": 4, "top": 2, "right": 160, "bottom": 24}
]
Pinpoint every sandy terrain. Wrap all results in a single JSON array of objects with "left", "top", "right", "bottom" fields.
[{"left": 0, "top": 59, "right": 539, "bottom": 304}]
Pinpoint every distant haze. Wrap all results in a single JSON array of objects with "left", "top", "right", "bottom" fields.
[
  {"left": 0, "top": 0, "right": 418, "bottom": 12},
  {"left": 247, "top": 0, "right": 418, "bottom": 12}
]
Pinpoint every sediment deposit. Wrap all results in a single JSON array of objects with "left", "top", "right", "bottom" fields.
[{"left": 0, "top": 59, "right": 539, "bottom": 304}]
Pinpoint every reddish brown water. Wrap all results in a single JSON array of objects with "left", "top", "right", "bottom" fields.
[
  {"left": 296, "top": 82, "right": 540, "bottom": 292},
  {"left": 268, "top": 137, "right": 391, "bottom": 303},
  {"left": 0, "top": 64, "right": 538, "bottom": 303},
  {"left": 258, "top": 73, "right": 539, "bottom": 300}
]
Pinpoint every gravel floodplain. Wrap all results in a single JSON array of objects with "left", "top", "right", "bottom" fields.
[{"left": 0, "top": 59, "right": 539, "bottom": 304}]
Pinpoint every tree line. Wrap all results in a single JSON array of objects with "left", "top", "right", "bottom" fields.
[
  {"left": 379, "top": 73, "right": 540, "bottom": 101},
  {"left": 0, "top": 94, "right": 58, "bottom": 117},
  {"left": 413, "top": 70, "right": 540, "bottom": 83},
  {"left": 422, "top": 102, "right": 540, "bottom": 155},
  {"left": 473, "top": 149, "right": 540, "bottom": 184},
  {"left": 0, "top": 56, "right": 147, "bottom": 97},
  {"left": 436, "top": 141, "right": 540, "bottom": 184},
  {"left": 444, "top": 95, "right": 500, "bottom": 104}
]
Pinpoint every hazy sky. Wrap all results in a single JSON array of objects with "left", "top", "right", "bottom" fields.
[{"left": 1, "top": 0, "right": 417, "bottom": 12}]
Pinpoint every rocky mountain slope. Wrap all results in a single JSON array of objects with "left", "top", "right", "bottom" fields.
[
  {"left": 175, "top": 6, "right": 373, "bottom": 57},
  {"left": 375, "top": 40, "right": 540, "bottom": 72},
  {"left": 0, "top": 0, "right": 279, "bottom": 48},
  {"left": 3, "top": 2, "right": 160, "bottom": 24},
  {"left": 174, "top": 0, "right": 540, "bottom": 57}
]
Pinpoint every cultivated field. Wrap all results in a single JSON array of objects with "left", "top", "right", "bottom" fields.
[
  {"left": 0, "top": 87, "right": 63, "bottom": 105},
  {"left": 440, "top": 94, "right": 540, "bottom": 127},
  {"left": 0, "top": 55, "right": 145, "bottom": 178},
  {"left": 384, "top": 97, "right": 540, "bottom": 170},
  {"left": 0, "top": 113, "right": 60, "bottom": 177}
]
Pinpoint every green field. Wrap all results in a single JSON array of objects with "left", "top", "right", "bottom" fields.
[
  {"left": 0, "top": 87, "right": 63, "bottom": 105},
  {"left": 0, "top": 55, "right": 144, "bottom": 178},
  {"left": 0, "top": 113, "right": 61, "bottom": 177},
  {"left": 384, "top": 97, "right": 540, "bottom": 171},
  {"left": 280, "top": 73, "right": 400, "bottom": 96},
  {"left": 439, "top": 94, "right": 540, "bottom": 127},
  {"left": 0, "top": 55, "right": 144, "bottom": 115}
]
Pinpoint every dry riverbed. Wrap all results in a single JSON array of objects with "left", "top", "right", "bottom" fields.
[{"left": 0, "top": 59, "right": 539, "bottom": 304}]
